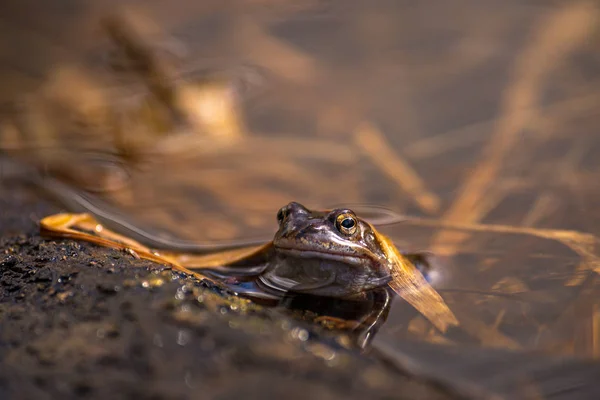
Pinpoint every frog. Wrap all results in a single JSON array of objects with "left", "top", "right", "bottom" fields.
[
  {"left": 257, "top": 202, "right": 403, "bottom": 298},
  {"left": 40, "top": 201, "right": 459, "bottom": 333}
]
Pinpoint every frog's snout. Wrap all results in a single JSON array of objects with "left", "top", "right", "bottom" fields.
[
  {"left": 276, "top": 202, "right": 314, "bottom": 232},
  {"left": 277, "top": 202, "right": 309, "bottom": 224}
]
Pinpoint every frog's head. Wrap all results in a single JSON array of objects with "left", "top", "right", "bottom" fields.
[{"left": 258, "top": 202, "right": 393, "bottom": 297}]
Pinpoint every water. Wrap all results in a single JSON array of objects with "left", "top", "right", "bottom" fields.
[{"left": 1, "top": 0, "right": 600, "bottom": 396}]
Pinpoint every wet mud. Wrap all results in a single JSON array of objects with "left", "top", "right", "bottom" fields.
[{"left": 0, "top": 182, "right": 456, "bottom": 400}]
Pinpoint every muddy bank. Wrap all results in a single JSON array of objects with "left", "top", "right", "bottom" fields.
[{"left": 0, "top": 182, "right": 456, "bottom": 400}]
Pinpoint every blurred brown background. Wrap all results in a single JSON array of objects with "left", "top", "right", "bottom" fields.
[{"left": 1, "top": 0, "right": 600, "bottom": 361}]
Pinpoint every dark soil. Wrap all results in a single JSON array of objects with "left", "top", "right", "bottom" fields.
[{"left": 0, "top": 182, "right": 458, "bottom": 400}]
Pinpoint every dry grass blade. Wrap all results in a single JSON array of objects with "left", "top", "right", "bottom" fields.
[
  {"left": 375, "top": 231, "right": 459, "bottom": 333},
  {"left": 166, "top": 243, "right": 271, "bottom": 270},
  {"left": 354, "top": 122, "right": 441, "bottom": 215},
  {"left": 102, "top": 10, "right": 180, "bottom": 119},
  {"left": 41, "top": 213, "right": 179, "bottom": 265},
  {"left": 432, "top": 1, "right": 598, "bottom": 253},
  {"left": 38, "top": 213, "right": 221, "bottom": 284}
]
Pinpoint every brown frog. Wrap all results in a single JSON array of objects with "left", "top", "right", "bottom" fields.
[
  {"left": 259, "top": 202, "right": 403, "bottom": 297},
  {"left": 40, "top": 201, "right": 459, "bottom": 332}
]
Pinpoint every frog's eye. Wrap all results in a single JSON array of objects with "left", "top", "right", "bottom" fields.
[{"left": 335, "top": 213, "right": 357, "bottom": 236}]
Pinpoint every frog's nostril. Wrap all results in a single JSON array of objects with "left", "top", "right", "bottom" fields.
[{"left": 276, "top": 206, "right": 288, "bottom": 225}]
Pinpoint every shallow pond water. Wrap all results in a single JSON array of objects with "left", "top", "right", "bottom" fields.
[{"left": 2, "top": 1, "right": 600, "bottom": 397}]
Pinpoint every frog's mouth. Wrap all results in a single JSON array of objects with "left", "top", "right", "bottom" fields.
[{"left": 273, "top": 245, "right": 367, "bottom": 266}]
